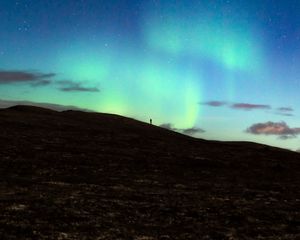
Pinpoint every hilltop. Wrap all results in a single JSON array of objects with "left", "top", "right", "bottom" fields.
[{"left": 0, "top": 105, "right": 299, "bottom": 239}]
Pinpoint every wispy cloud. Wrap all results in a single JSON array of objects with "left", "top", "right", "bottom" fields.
[
  {"left": 277, "top": 107, "right": 293, "bottom": 112},
  {"left": 201, "top": 100, "right": 296, "bottom": 116},
  {"left": 159, "top": 123, "right": 177, "bottom": 131},
  {"left": 278, "top": 135, "right": 296, "bottom": 140},
  {"left": 61, "top": 86, "right": 100, "bottom": 92},
  {"left": 201, "top": 100, "right": 272, "bottom": 111},
  {"left": 30, "top": 80, "right": 52, "bottom": 87},
  {"left": 246, "top": 121, "right": 300, "bottom": 140},
  {"left": 182, "top": 127, "right": 205, "bottom": 135},
  {"left": 57, "top": 80, "right": 100, "bottom": 92},
  {"left": 199, "top": 101, "right": 227, "bottom": 107},
  {"left": 276, "top": 112, "right": 294, "bottom": 117},
  {"left": 0, "top": 70, "right": 55, "bottom": 85},
  {"left": 275, "top": 107, "right": 294, "bottom": 116},
  {"left": 0, "top": 70, "right": 100, "bottom": 93},
  {"left": 159, "top": 123, "right": 205, "bottom": 136},
  {"left": 231, "top": 103, "right": 271, "bottom": 110}
]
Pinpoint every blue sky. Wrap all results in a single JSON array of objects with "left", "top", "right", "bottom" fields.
[{"left": 1, "top": 0, "right": 300, "bottom": 150}]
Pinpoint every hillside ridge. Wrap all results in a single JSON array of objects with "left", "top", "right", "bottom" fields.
[{"left": 0, "top": 104, "right": 299, "bottom": 239}]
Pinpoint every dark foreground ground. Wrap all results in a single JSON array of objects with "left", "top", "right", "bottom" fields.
[{"left": 0, "top": 105, "right": 299, "bottom": 240}]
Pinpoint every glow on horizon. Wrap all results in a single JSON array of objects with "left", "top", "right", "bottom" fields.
[
  {"left": 97, "top": 56, "right": 202, "bottom": 128},
  {"left": 53, "top": 41, "right": 202, "bottom": 128}
]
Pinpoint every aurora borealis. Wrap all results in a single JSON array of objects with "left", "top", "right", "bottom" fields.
[{"left": 1, "top": 0, "right": 300, "bottom": 150}]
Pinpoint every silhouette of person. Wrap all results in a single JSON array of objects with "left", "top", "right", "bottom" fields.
[{"left": 150, "top": 118, "right": 152, "bottom": 125}]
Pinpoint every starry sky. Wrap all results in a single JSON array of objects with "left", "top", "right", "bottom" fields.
[{"left": 1, "top": 0, "right": 300, "bottom": 151}]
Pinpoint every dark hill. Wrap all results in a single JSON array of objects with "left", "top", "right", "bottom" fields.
[{"left": 0, "top": 106, "right": 299, "bottom": 239}]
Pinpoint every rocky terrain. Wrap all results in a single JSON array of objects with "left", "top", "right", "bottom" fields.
[{"left": 0, "top": 105, "right": 299, "bottom": 239}]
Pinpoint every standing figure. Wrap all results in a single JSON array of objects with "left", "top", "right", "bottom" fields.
[{"left": 150, "top": 118, "right": 152, "bottom": 125}]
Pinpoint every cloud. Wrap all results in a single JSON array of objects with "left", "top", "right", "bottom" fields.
[
  {"left": 57, "top": 80, "right": 100, "bottom": 92},
  {"left": 276, "top": 112, "right": 294, "bottom": 117},
  {"left": 232, "top": 103, "right": 271, "bottom": 110},
  {"left": 30, "top": 80, "right": 52, "bottom": 87},
  {"left": 0, "top": 70, "right": 100, "bottom": 92},
  {"left": 200, "top": 100, "right": 272, "bottom": 111},
  {"left": 246, "top": 121, "right": 300, "bottom": 139},
  {"left": 61, "top": 86, "right": 100, "bottom": 92},
  {"left": 159, "top": 123, "right": 177, "bottom": 131},
  {"left": 159, "top": 123, "right": 205, "bottom": 136},
  {"left": 182, "top": 127, "right": 205, "bottom": 135},
  {"left": 277, "top": 107, "right": 293, "bottom": 112},
  {"left": 199, "top": 101, "right": 227, "bottom": 107},
  {"left": 0, "top": 99, "right": 91, "bottom": 112},
  {"left": 278, "top": 135, "right": 296, "bottom": 140},
  {"left": 275, "top": 107, "right": 294, "bottom": 116},
  {"left": 0, "top": 71, "right": 55, "bottom": 85}
]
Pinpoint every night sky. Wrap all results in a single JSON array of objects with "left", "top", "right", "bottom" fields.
[{"left": 1, "top": 0, "right": 300, "bottom": 151}]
